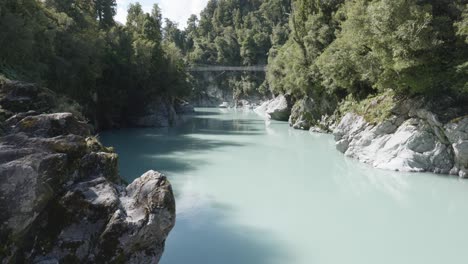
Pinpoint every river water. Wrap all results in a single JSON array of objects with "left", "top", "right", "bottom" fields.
[{"left": 101, "top": 108, "right": 468, "bottom": 264}]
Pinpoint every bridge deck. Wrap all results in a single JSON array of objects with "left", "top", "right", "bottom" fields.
[{"left": 188, "top": 65, "right": 266, "bottom": 72}]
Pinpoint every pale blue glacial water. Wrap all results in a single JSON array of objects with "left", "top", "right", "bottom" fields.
[{"left": 101, "top": 108, "right": 468, "bottom": 264}]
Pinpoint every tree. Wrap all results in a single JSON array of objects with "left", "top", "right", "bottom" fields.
[{"left": 95, "top": 0, "right": 116, "bottom": 28}]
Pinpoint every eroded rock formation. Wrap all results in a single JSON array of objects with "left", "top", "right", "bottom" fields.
[
  {"left": 334, "top": 102, "right": 468, "bottom": 177},
  {"left": 0, "top": 78, "right": 176, "bottom": 263}
]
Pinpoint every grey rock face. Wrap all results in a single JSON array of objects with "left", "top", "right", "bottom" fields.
[
  {"left": 289, "top": 97, "right": 316, "bottom": 130},
  {"left": 131, "top": 97, "right": 178, "bottom": 127},
  {"left": 255, "top": 95, "right": 291, "bottom": 121},
  {"left": 289, "top": 96, "right": 337, "bottom": 132},
  {"left": 445, "top": 117, "right": 468, "bottom": 177},
  {"left": 0, "top": 80, "right": 55, "bottom": 114},
  {"left": 266, "top": 95, "right": 291, "bottom": 121},
  {"left": 0, "top": 79, "right": 176, "bottom": 263},
  {"left": 333, "top": 110, "right": 468, "bottom": 176}
]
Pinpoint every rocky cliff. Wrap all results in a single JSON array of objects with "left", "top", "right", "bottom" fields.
[
  {"left": 333, "top": 96, "right": 468, "bottom": 177},
  {"left": 0, "top": 78, "right": 176, "bottom": 263}
]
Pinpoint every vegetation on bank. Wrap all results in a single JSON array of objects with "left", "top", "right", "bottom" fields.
[
  {"left": 1, "top": 0, "right": 467, "bottom": 127},
  {"left": 0, "top": 0, "right": 189, "bottom": 129},
  {"left": 269, "top": 0, "right": 468, "bottom": 99},
  {"left": 181, "top": 0, "right": 468, "bottom": 108},
  {"left": 338, "top": 90, "right": 396, "bottom": 124}
]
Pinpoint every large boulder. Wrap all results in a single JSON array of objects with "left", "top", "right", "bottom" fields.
[
  {"left": 0, "top": 78, "right": 176, "bottom": 263},
  {"left": 289, "top": 95, "right": 337, "bottom": 131},
  {"left": 255, "top": 95, "right": 292, "bottom": 121},
  {"left": 131, "top": 97, "right": 178, "bottom": 127},
  {"left": 99, "top": 171, "right": 175, "bottom": 264},
  {"left": 289, "top": 97, "right": 316, "bottom": 130},
  {"left": 266, "top": 95, "right": 291, "bottom": 121},
  {"left": 0, "top": 79, "right": 55, "bottom": 114},
  {"left": 27, "top": 171, "right": 175, "bottom": 264}
]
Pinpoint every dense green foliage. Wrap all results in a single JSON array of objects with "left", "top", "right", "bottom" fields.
[
  {"left": 2, "top": 0, "right": 467, "bottom": 126},
  {"left": 177, "top": 0, "right": 292, "bottom": 100},
  {"left": 0, "top": 0, "right": 189, "bottom": 128},
  {"left": 268, "top": 0, "right": 468, "bottom": 101},
  {"left": 182, "top": 0, "right": 467, "bottom": 104}
]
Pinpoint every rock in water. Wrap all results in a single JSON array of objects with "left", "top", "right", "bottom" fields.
[
  {"left": 254, "top": 95, "right": 291, "bottom": 121},
  {"left": 0, "top": 78, "right": 176, "bottom": 263},
  {"left": 130, "top": 97, "right": 178, "bottom": 127},
  {"left": 266, "top": 95, "right": 291, "bottom": 121}
]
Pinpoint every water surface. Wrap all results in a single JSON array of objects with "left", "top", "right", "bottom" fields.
[{"left": 101, "top": 108, "right": 468, "bottom": 264}]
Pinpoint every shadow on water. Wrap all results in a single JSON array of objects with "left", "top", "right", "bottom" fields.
[
  {"left": 100, "top": 109, "right": 265, "bottom": 179},
  {"left": 101, "top": 109, "right": 292, "bottom": 264},
  {"left": 161, "top": 201, "right": 290, "bottom": 264}
]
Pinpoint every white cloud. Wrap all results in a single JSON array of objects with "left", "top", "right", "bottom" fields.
[{"left": 115, "top": 0, "right": 208, "bottom": 29}]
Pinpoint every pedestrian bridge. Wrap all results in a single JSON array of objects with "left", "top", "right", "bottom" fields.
[{"left": 188, "top": 64, "right": 266, "bottom": 72}]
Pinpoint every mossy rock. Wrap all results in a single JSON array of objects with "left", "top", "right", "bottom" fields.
[
  {"left": 86, "top": 136, "right": 114, "bottom": 153},
  {"left": 339, "top": 90, "right": 396, "bottom": 124},
  {"left": 18, "top": 117, "right": 38, "bottom": 129}
]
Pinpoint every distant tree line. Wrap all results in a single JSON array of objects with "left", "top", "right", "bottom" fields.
[
  {"left": 176, "top": 0, "right": 468, "bottom": 103},
  {"left": 171, "top": 0, "right": 292, "bottom": 100}
]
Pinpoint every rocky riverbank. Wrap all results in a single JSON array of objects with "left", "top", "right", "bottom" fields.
[
  {"left": 255, "top": 92, "right": 468, "bottom": 178},
  {"left": 0, "top": 78, "right": 176, "bottom": 263},
  {"left": 333, "top": 97, "right": 468, "bottom": 177}
]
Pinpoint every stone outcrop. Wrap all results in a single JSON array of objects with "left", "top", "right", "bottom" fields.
[
  {"left": 334, "top": 101, "right": 468, "bottom": 177},
  {"left": 255, "top": 95, "right": 291, "bottom": 121},
  {"left": 130, "top": 97, "right": 178, "bottom": 127},
  {"left": 0, "top": 78, "right": 176, "bottom": 263},
  {"left": 288, "top": 96, "right": 337, "bottom": 132}
]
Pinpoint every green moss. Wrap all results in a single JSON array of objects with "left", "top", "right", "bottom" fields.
[
  {"left": 450, "top": 115, "right": 468, "bottom": 124},
  {"left": 18, "top": 117, "right": 38, "bottom": 129},
  {"left": 339, "top": 90, "right": 396, "bottom": 124},
  {"left": 86, "top": 136, "right": 114, "bottom": 153}
]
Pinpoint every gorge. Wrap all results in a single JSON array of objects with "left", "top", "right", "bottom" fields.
[{"left": 1, "top": 0, "right": 468, "bottom": 263}]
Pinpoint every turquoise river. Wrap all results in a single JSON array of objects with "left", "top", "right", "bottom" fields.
[{"left": 101, "top": 108, "right": 468, "bottom": 264}]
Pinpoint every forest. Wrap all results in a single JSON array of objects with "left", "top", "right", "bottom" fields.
[
  {"left": 0, "top": 0, "right": 189, "bottom": 129},
  {"left": 180, "top": 0, "right": 468, "bottom": 106},
  {"left": 1, "top": 0, "right": 468, "bottom": 127}
]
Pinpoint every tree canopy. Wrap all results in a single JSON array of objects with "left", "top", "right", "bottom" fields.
[{"left": 0, "top": 0, "right": 190, "bottom": 129}]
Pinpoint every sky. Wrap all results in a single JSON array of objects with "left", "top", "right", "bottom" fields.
[{"left": 115, "top": 0, "right": 208, "bottom": 29}]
